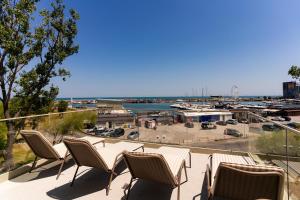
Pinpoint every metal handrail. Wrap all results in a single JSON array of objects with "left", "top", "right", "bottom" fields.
[
  {"left": 248, "top": 111, "right": 300, "bottom": 135},
  {"left": 0, "top": 108, "right": 97, "bottom": 122},
  {"left": 0, "top": 109, "right": 298, "bottom": 135}
]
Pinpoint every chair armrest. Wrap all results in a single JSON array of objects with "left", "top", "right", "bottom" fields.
[
  {"left": 176, "top": 160, "right": 186, "bottom": 185},
  {"left": 93, "top": 140, "right": 105, "bottom": 147},
  {"left": 206, "top": 164, "right": 212, "bottom": 200}
]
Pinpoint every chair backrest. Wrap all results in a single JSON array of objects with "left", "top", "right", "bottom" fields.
[
  {"left": 212, "top": 162, "right": 285, "bottom": 200},
  {"left": 122, "top": 151, "right": 177, "bottom": 187},
  {"left": 63, "top": 137, "right": 109, "bottom": 171},
  {"left": 20, "top": 130, "right": 60, "bottom": 160}
]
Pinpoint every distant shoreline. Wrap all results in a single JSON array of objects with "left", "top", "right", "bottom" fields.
[{"left": 57, "top": 95, "right": 281, "bottom": 101}]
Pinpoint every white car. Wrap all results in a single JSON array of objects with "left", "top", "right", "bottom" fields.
[{"left": 271, "top": 117, "right": 285, "bottom": 122}]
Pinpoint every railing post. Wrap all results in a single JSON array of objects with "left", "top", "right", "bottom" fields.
[
  {"left": 137, "top": 116, "right": 140, "bottom": 141},
  {"left": 285, "top": 128, "right": 290, "bottom": 200}
]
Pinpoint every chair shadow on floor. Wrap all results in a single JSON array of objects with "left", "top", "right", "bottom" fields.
[
  {"left": 46, "top": 160, "right": 127, "bottom": 200},
  {"left": 198, "top": 172, "right": 208, "bottom": 200},
  {"left": 121, "top": 180, "right": 173, "bottom": 200},
  {"left": 121, "top": 177, "right": 207, "bottom": 200},
  {"left": 11, "top": 159, "right": 75, "bottom": 183}
]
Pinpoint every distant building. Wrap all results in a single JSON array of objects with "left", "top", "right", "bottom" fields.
[
  {"left": 96, "top": 99, "right": 134, "bottom": 128},
  {"left": 97, "top": 112, "right": 134, "bottom": 128},
  {"left": 283, "top": 81, "right": 300, "bottom": 99},
  {"left": 174, "top": 110, "right": 232, "bottom": 122},
  {"left": 96, "top": 99, "right": 125, "bottom": 113}
]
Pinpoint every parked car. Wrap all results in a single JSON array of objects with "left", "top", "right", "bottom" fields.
[
  {"left": 274, "top": 124, "right": 284, "bottom": 130},
  {"left": 86, "top": 128, "right": 95, "bottom": 133},
  {"left": 185, "top": 122, "right": 194, "bottom": 128},
  {"left": 94, "top": 126, "right": 107, "bottom": 135},
  {"left": 226, "top": 119, "right": 238, "bottom": 125},
  {"left": 262, "top": 124, "right": 274, "bottom": 131},
  {"left": 224, "top": 128, "right": 242, "bottom": 137},
  {"left": 287, "top": 122, "right": 300, "bottom": 129},
  {"left": 127, "top": 131, "right": 140, "bottom": 140},
  {"left": 271, "top": 117, "right": 285, "bottom": 122},
  {"left": 98, "top": 129, "right": 114, "bottom": 137},
  {"left": 238, "top": 118, "right": 249, "bottom": 124},
  {"left": 282, "top": 116, "right": 291, "bottom": 121},
  {"left": 201, "top": 122, "right": 217, "bottom": 129},
  {"left": 110, "top": 128, "right": 125, "bottom": 137},
  {"left": 262, "top": 124, "right": 283, "bottom": 131},
  {"left": 216, "top": 121, "right": 227, "bottom": 126}
]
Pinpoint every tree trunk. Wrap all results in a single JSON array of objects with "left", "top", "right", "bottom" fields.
[{"left": 2, "top": 113, "right": 16, "bottom": 171}]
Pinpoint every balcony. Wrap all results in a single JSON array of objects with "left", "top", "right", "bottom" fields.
[
  {"left": 0, "top": 144, "right": 209, "bottom": 200},
  {"left": 0, "top": 110, "right": 299, "bottom": 199}
]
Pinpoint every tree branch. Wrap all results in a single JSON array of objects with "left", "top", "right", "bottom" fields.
[
  {"left": 6, "top": 63, "right": 19, "bottom": 101},
  {"left": 0, "top": 51, "right": 8, "bottom": 105}
]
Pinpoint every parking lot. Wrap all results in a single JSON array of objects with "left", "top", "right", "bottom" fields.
[{"left": 119, "top": 122, "right": 264, "bottom": 152}]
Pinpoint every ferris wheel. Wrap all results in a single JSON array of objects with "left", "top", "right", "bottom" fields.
[{"left": 231, "top": 85, "right": 239, "bottom": 99}]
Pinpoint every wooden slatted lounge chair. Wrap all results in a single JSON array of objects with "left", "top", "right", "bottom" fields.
[
  {"left": 209, "top": 153, "right": 256, "bottom": 186},
  {"left": 20, "top": 130, "right": 105, "bottom": 179},
  {"left": 157, "top": 146, "right": 191, "bottom": 168},
  {"left": 122, "top": 151, "right": 188, "bottom": 200},
  {"left": 63, "top": 138, "right": 144, "bottom": 195},
  {"left": 206, "top": 154, "right": 285, "bottom": 200}
]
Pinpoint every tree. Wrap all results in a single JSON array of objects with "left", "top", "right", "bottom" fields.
[
  {"left": 0, "top": 0, "right": 79, "bottom": 170},
  {"left": 288, "top": 65, "right": 300, "bottom": 80},
  {"left": 57, "top": 100, "right": 68, "bottom": 112},
  {"left": 41, "top": 111, "right": 96, "bottom": 144}
]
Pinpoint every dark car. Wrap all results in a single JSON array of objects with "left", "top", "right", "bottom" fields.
[
  {"left": 201, "top": 122, "right": 217, "bottom": 129},
  {"left": 110, "top": 128, "right": 125, "bottom": 137},
  {"left": 238, "top": 118, "right": 249, "bottom": 124},
  {"left": 127, "top": 131, "right": 140, "bottom": 140},
  {"left": 216, "top": 121, "right": 227, "bottom": 126},
  {"left": 224, "top": 128, "right": 242, "bottom": 137},
  {"left": 282, "top": 116, "right": 291, "bottom": 121},
  {"left": 262, "top": 124, "right": 275, "bottom": 131},
  {"left": 94, "top": 126, "right": 107, "bottom": 135},
  {"left": 287, "top": 122, "right": 300, "bottom": 129},
  {"left": 226, "top": 119, "right": 238, "bottom": 125},
  {"left": 262, "top": 124, "right": 283, "bottom": 131}
]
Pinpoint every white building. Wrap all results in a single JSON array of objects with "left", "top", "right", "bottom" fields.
[{"left": 175, "top": 110, "right": 232, "bottom": 122}]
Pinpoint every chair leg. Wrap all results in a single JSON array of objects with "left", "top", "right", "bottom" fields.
[
  {"left": 107, "top": 155, "right": 122, "bottom": 195},
  {"left": 56, "top": 159, "right": 65, "bottom": 180},
  {"left": 177, "top": 181, "right": 181, "bottom": 200},
  {"left": 180, "top": 162, "right": 188, "bottom": 185},
  {"left": 30, "top": 156, "right": 38, "bottom": 173},
  {"left": 184, "top": 161, "right": 188, "bottom": 182},
  {"left": 177, "top": 162, "right": 183, "bottom": 200},
  {"left": 107, "top": 163, "right": 119, "bottom": 196},
  {"left": 106, "top": 171, "right": 114, "bottom": 196},
  {"left": 126, "top": 178, "right": 133, "bottom": 200},
  {"left": 71, "top": 166, "right": 79, "bottom": 187},
  {"left": 189, "top": 152, "right": 191, "bottom": 168},
  {"left": 56, "top": 151, "right": 69, "bottom": 180}
]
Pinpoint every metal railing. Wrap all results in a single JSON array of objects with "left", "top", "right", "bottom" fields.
[
  {"left": 0, "top": 108, "right": 97, "bottom": 122},
  {"left": 248, "top": 112, "right": 300, "bottom": 135}
]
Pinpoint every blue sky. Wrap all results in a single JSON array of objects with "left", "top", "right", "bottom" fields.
[{"left": 50, "top": 0, "right": 300, "bottom": 97}]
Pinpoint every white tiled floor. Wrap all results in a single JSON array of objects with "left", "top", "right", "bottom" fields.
[{"left": 0, "top": 148, "right": 209, "bottom": 200}]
